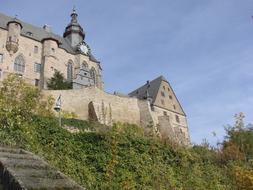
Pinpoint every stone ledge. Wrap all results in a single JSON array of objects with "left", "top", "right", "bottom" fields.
[{"left": 0, "top": 147, "right": 85, "bottom": 190}]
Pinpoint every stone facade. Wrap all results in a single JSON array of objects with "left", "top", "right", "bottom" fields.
[
  {"left": 0, "top": 10, "right": 190, "bottom": 145},
  {"left": 0, "top": 11, "right": 103, "bottom": 89}
]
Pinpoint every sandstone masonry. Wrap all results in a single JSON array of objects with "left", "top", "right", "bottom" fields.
[{"left": 0, "top": 10, "right": 190, "bottom": 145}]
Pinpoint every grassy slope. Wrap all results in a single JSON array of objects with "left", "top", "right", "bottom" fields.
[{"left": 0, "top": 117, "right": 236, "bottom": 190}]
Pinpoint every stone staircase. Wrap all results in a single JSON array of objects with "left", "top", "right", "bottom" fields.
[{"left": 0, "top": 147, "right": 85, "bottom": 190}]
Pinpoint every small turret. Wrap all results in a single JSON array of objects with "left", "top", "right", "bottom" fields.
[
  {"left": 6, "top": 16, "right": 22, "bottom": 55},
  {"left": 63, "top": 8, "right": 85, "bottom": 49}
]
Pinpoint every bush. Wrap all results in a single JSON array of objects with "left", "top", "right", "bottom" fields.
[{"left": 47, "top": 70, "right": 72, "bottom": 90}]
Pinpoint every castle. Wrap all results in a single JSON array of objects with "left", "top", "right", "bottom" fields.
[{"left": 0, "top": 9, "right": 190, "bottom": 145}]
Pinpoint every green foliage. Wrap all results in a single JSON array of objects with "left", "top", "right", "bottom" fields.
[
  {"left": 0, "top": 117, "right": 235, "bottom": 190},
  {"left": 223, "top": 125, "right": 253, "bottom": 161},
  {"left": 47, "top": 70, "right": 72, "bottom": 90},
  {"left": 0, "top": 74, "right": 53, "bottom": 129},
  {"left": 233, "top": 165, "right": 253, "bottom": 190},
  {"left": 0, "top": 76, "right": 252, "bottom": 189},
  {"left": 62, "top": 110, "right": 78, "bottom": 119}
]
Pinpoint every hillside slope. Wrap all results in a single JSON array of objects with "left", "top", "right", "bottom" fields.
[
  {"left": 0, "top": 117, "right": 239, "bottom": 190},
  {"left": 0, "top": 75, "right": 252, "bottom": 190}
]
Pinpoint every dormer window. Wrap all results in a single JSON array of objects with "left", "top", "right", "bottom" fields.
[{"left": 26, "top": 31, "right": 33, "bottom": 36}]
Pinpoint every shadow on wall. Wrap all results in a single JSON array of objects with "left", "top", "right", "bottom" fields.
[{"left": 88, "top": 101, "right": 113, "bottom": 125}]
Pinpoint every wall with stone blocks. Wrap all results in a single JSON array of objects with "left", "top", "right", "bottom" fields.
[{"left": 43, "top": 87, "right": 141, "bottom": 125}]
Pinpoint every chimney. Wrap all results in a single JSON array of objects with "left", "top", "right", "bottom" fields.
[{"left": 43, "top": 24, "right": 51, "bottom": 33}]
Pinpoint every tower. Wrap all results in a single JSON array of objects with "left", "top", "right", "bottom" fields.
[
  {"left": 63, "top": 8, "right": 85, "bottom": 49},
  {"left": 6, "top": 17, "right": 22, "bottom": 55}
]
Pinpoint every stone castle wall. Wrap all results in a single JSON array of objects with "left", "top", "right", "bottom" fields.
[
  {"left": 43, "top": 87, "right": 190, "bottom": 145},
  {"left": 43, "top": 87, "right": 141, "bottom": 125}
]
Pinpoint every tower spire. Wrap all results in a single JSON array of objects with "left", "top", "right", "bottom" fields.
[
  {"left": 63, "top": 7, "right": 85, "bottom": 48},
  {"left": 71, "top": 6, "right": 78, "bottom": 23}
]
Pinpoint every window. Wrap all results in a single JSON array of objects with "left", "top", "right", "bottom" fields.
[
  {"left": 168, "top": 88, "right": 170, "bottom": 92},
  {"left": 175, "top": 115, "right": 180, "bottom": 123},
  {"left": 136, "top": 90, "right": 139, "bottom": 94},
  {"left": 8, "top": 36, "right": 18, "bottom": 43},
  {"left": 34, "top": 46, "right": 38, "bottom": 54},
  {"left": 161, "top": 91, "right": 165, "bottom": 97},
  {"left": 35, "top": 79, "right": 39, "bottom": 86},
  {"left": 163, "top": 86, "right": 165, "bottom": 90},
  {"left": 14, "top": 54, "right": 25, "bottom": 73},
  {"left": 13, "top": 36, "right": 17, "bottom": 42},
  {"left": 0, "top": 69, "right": 2, "bottom": 78},
  {"left": 67, "top": 62, "right": 73, "bottom": 81},
  {"left": 173, "top": 105, "right": 176, "bottom": 110},
  {"left": 82, "top": 61, "right": 88, "bottom": 69},
  {"left": 163, "top": 111, "right": 167, "bottom": 116},
  {"left": 0, "top": 54, "right": 3, "bottom": 63},
  {"left": 34, "top": 63, "right": 41, "bottom": 73},
  {"left": 51, "top": 48, "right": 55, "bottom": 53},
  {"left": 169, "top": 95, "right": 173, "bottom": 100},
  {"left": 161, "top": 99, "right": 165, "bottom": 105},
  {"left": 90, "top": 67, "right": 97, "bottom": 86}
]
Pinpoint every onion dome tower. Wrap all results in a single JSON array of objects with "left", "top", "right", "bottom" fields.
[{"left": 63, "top": 8, "right": 85, "bottom": 49}]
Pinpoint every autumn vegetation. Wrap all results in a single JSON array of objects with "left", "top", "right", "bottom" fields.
[{"left": 0, "top": 75, "right": 252, "bottom": 190}]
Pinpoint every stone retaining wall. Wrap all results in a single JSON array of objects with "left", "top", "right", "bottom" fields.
[{"left": 0, "top": 147, "right": 85, "bottom": 190}]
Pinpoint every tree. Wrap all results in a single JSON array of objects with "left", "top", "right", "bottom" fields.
[
  {"left": 0, "top": 74, "right": 54, "bottom": 129},
  {"left": 47, "top": 70, "right": 72, "bottom": 90},
  {"left": 221, "top": 113, "right": 253, "bottom": 162}
]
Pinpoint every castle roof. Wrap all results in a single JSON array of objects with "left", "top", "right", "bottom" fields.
[
  {"left": 129, "top": 75, "right": 186, "bottom": 115},
  {"left": 0, "top": 12, "right": 99, "bottom": 63},
  {"left": 129, "top": 75, "right": 167, "bottom": 101}
]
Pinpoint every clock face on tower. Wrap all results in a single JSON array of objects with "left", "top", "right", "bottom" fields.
[{"left": 77, "top": 42, "right": 90, "bottom": 55}]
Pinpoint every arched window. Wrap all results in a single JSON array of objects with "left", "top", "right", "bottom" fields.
[
  {"left": 67, "top": 61, "right": 73, "bottom": 81},
  {"left": 14, "top": 54, "right": 25, "bottom": 73},
  {"left": 81, "top": 61, "right": 88, "bottom": 70},
  {"left": 90, "top": 67, "right": 97, "bottom": 86}
]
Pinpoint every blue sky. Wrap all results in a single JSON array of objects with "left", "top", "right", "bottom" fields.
[{"left": 1, "top": 0, "right": 253, "bottom": 145}]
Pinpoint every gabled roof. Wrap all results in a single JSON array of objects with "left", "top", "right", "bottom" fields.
[
  {"left": 129, "top": 75, "right": 167, "bottom": 102},
  {"left": 129, "top": 75, "right": 186, "bottom": 115},
  {"left": 0, "top": 12, "right": 99, "bottom": 63}
]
